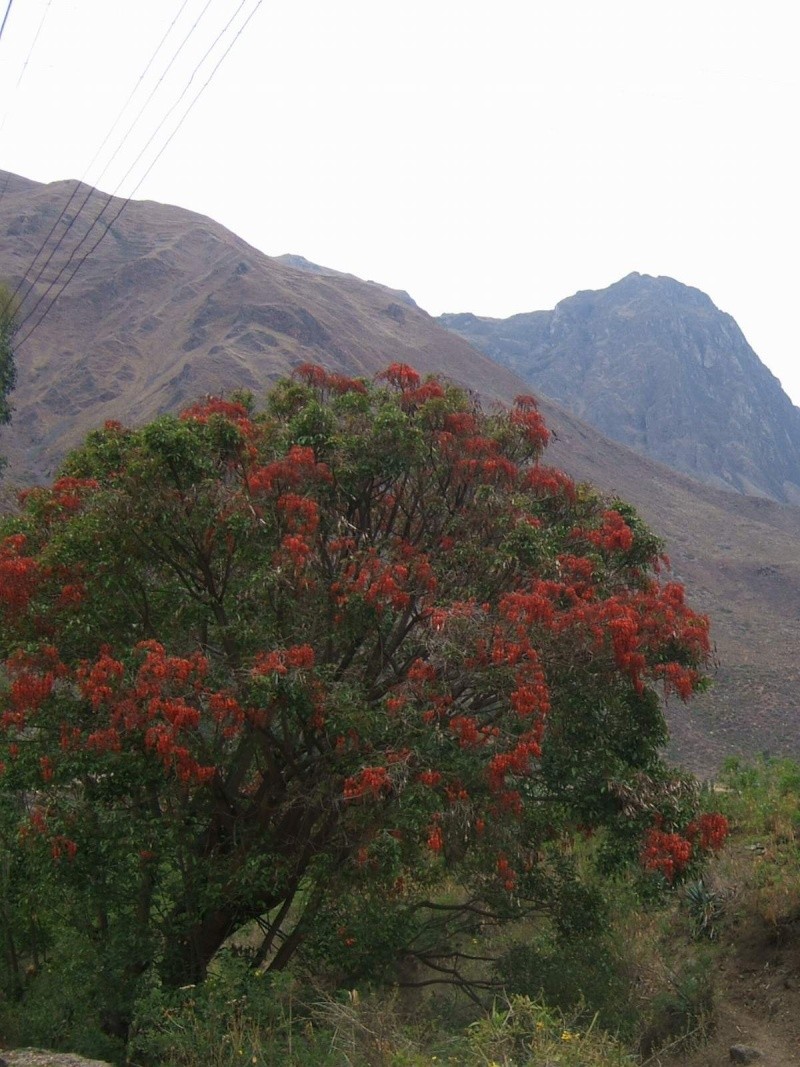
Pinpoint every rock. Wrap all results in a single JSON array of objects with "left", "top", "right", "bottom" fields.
[
  {"left": 729, "top": 1045, "right": 762, "bottom": 1063},
  {"left": 0, "top": 1051, "right": 113, "bottom": 1067}
]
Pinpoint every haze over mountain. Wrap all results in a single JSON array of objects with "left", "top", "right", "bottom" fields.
[
  {"left": 1, "top": 169, "right": 800, "bottom": 775},
  {"left": 440, "top": 273, "right": 800, "bottom": 504}
]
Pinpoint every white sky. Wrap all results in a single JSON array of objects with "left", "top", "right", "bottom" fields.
[{"left": 1, "top": 0, "right": 799, "bottom": 400}]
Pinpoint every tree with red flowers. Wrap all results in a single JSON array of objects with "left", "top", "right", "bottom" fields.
[{"left": 0, "top": 363, "right": 718, "bottom": 1029}]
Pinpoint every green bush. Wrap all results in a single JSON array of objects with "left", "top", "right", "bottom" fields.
[
  {"left": 129, "top": 956, "right": 332, "bottom": 1067},
  {"left": 0, "top": 924, "right": 126, "bottom": 1063}
]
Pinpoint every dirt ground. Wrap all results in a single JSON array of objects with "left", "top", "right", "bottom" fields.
[{"left": 670, "top": 920, "right": 800, "bottom": 1067}]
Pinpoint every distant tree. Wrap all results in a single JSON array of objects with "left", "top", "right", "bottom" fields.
[
  {"left": 0, "top": 364, "right": 719, "bottom": 1034},
  {"left": 0, "top": 284, "right": 17, "bottom": 463}
]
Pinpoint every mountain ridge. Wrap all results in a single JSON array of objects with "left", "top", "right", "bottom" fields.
[
  {"left": 440, "top": 272, "right": 800, "bottom": 503},
  {"left": 0, "top": 169, "right": 527, "bottom": 484}
]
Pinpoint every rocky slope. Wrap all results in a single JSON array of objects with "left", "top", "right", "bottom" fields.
[
  {"left": 441, "top": 272, "right": 800, "bottom": 503},
  {"left": 2, "top": 171, "right": 800, "bottom": 774}
]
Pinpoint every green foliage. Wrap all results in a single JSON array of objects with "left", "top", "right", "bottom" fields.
[
  {"left": 466, "top": 995, "right": 635, "bottom": 1066},
  {"left": 129, "top": 958, "right": 333, "bottom": 1067},
  {"left": 0, "top": 283, "right": 18, "bottom": 469},
  {"left": 641, "top": 953, "right": 715, "bottom": 1057},
  {"left": 496, "top": 938, "right": 631, "bottom": 1039},
  {"left": 0, "top": 364, "right": 713, "bottom": 1042},
  {"left": 683, "top": 877, "right": 723, "bottom": 940},
  {"left": 712, "top": 757, "right": 800, "bottom": 930},
  {"left": 0, "top": 924, "right": 127, "bottom": 1062}
]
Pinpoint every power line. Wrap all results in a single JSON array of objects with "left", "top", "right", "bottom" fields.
[
  {"left": 0, "top": 0, "right": 55, "bottom": 210},
  {"left": 15, "top": 0, "right": 265, "bottom": 350},
  {"left": 10, "top": 0, "right": 52, "bottom": 92},
  {"left": 14, "top": 0, "right": 253, "bottom": 339},
  {"left": 10, "top": 0, "right": 204, "bottom": 312},
  {"left": 0, "top": 0, "right": 18, "bottom": 207},
  {"left": 0, "top": 0, "right": 15, "bottom": 45},
  {"left": 82, "top": 0, "right": 198, "bottom": 188}
]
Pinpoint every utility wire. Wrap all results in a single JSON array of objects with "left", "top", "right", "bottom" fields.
[
  {"left": 0, "top": 0, "right": 17, "bottom": 207},
  {"left": 15, "top": 0, "right": 265, "bottom": 350},
  {"left": 14, "top": 0, "right": 253, "bottom": 339},
  {"left": 0, "top": 0, "right": 15, "bottom": 45},
  {"left": 82, "top": 0, "right": 198, "bottom": 188},
  {"left": 10, "top": 0, "right": 203, "bottom": 311},
  {"left": 0, "top": 0, "right": 55, "bottom": 209},
  {"left": 10, "top": 0, "right": 52, "bottom": 92}
]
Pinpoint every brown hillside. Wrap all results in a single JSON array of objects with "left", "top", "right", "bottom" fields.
[
  {"left": 0, "top": 171, "right": 524, "bottom": 484},
  {"left": 1, "top": 170, "right": 799, "bottom": 776}
]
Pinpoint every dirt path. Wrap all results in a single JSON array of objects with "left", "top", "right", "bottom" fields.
[{"left": 675, "top": 952, "right": 800, "bottom": 1067}]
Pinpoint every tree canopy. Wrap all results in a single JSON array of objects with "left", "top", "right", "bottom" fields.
[{"left": 0, "top": 363, "right": 717, "bottom": 1032}]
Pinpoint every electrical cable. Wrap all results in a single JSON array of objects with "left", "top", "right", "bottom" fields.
[
  {"left": 10, "top": 0, "right": 52, "bottom": 93},
  {"left": 14, "top": 0, "right": 252, "bottom": 339},
  {"left": 0, "top": 0, "right": 55, "bottom": 209},
  {"left": 10, "top": 0, "right": 203, "bottom": 311},
  {"left": 15, "top": 0, "right": 265, "bottom": 350},
  {"left": 0, "top": 0, "right": 15, "bottom": 45}
]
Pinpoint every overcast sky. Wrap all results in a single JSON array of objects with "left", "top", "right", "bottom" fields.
[{"left": 1, "top": 1, "right": 798, "bottom": 400}]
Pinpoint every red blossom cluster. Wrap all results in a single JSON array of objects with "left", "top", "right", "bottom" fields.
[
  {"left": 427, "top": 821, "right": 444, "bottom": 853},
  {"left": 2, "top": 646, "right": 65, "bottom": 728},
  {"left": 77, "top": 646, "right": 125, "bottom": 709},
  {"left": 343, "top": 765, "right": 392, "bottom": 800},
  {"left": 0, "top": 534, "right": 41, "bottom": 614},
  {"left": 50, "top": 834, "right": 78, "bottom": 862},
  {"left": 497, "top": 852, "right": 517, "bottom": 891},
  {"left": 499, "top": 576, "right": 708, "bottom": 700},
  {"left": 488, "top": 734, "right": 543, "bottom": 792},
  {"left": 379, "top": 363, "right": 421, "bottom": 390},
  {"left": 180, "top": 397, "right": 257, "bottom": 438},
  {"left": 331, "top": 544, "right": 438, "bottom": 617},
  {"left": 584, "top": 509, "right": 635, "bottom": 554},
  {"left": 417, "top": 769, "right": 442, "bottom": 788},
  {"left": 277, "top": 492, "right": 320, "bottom": 536},
  {"left": 293, "top": 362, "right": 367, "bottom": 395},
  {"left": 16, "top": 806, "right": 78, "bottom": 866},
  {"left": 437, "top": 428, "right": 519, "bottom": 487},
  {"left": 687, "top": 812, "right": 729, "bottom": 852},
  {"left": 58, "top": 583, "right": 85, "bottom": 607},
  {"left": 641, "top": 828, "right": 694, "bottom": 882},
  {"left": 641, "top": 813, "right": 728, "bottom": 883},
  {"left": 522, "top": 465, "right": 577, "bottom": 502},
  {"left": 510, "top": 394, "right": 551, "bottom": 449},
  {"left": 247, "top": 445, "right": 332, "bottom": 495},
  {"left": 251, "top": 644, "right": 316, "bottom": 676},
  {"left": 400, "top": 379, "right": 446, "bottom": 407}
]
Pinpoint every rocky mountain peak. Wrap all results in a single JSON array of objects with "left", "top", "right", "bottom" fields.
[{"left": 441, "top": 273, "right": 800, "bottom": 503}]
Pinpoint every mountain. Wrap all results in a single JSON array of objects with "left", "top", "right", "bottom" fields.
[
  {"left": 0, "top": 170, "right": 524, "bottom": 486},
  {"left": 440, "top": 273, "right": 800, "bottom": 504},
  {"left": 2, "top": 171, "right": 800, "bottom": 776}
]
